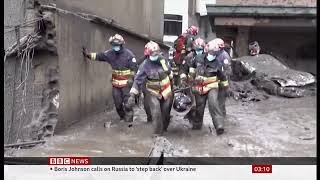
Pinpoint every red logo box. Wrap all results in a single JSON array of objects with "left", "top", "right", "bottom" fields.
[
  {"left": 252, "top": 164, "right": 272, "bottom": 173},
  {"left": 48, "top": 157, "right": 90, "bottom": 165}
]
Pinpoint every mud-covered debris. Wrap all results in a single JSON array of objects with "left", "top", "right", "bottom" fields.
[
  {"left": 233, "top": 54, "right": 315, "bottom": 87},
  {"left": 104, "top": 122, "right": 112, "bottom": 128},
  {"left": 4, "top": 148, "right": 18, "bottom": 157},
  {"left": 148, "top": 136, "right": 187, "bottom": 158},
  {"left": 227, "top": 139, "right": 237, "bottom": 148},
  {"left": 298, "top": 135, "right": 315, "bottom": 140},
  {"left": 229, "top": 81, "right": 269, "bottom": 103},
  {"left": 209, "top": 126, "right": 213, "bottom": 134},
  {"left": 149, "top": 136, "right": 174, "bottom": 157},
  {"left": 231, "top": 54, "right": 315, "bottom": 98}
]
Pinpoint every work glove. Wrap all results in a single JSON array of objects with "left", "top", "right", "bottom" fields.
[
  {"left": 194, "top": 76, "right": 204, "bottom": 83},
  {"left": 127, "top": 77, "right": 134, "bottom": 87},
  {"left": 180, "top": 77, "right": 188, "bottom": 88},
  {"left": 220, "top": 86, "right": 229, "bottom": 97},
  {"left": 219, "top": 84, "right": 232, "bottom": 97},
  {"left": 126, "top": 94, "right": 136, "bottom": 109},
  {"left": 82, "top": 46, "right": 90, "bottom": 59}
]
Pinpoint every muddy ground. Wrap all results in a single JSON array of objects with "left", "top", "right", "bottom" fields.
[{"left": 6, "top": 93, "right": 316, "bottom": 157}]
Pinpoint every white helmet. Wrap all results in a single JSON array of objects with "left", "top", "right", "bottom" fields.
[
  {"left": 109, "top": 34, "right": 125, "bottom": 45},
  {"left": 205, "top": 40, "right": 220, "bottom": 53},
  {"left": 213, "top": 38, "right": 225, "bottom": 49}
]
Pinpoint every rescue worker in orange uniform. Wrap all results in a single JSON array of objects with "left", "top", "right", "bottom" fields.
[
  {"left": 126, "top": 41, "right": 174, "bottom": 136},
  {"left": 82, "top": 34, "right": 138, "bottom": 122},
  {"left": 186, "top": 40, "right": 229, "bottom": 135}
]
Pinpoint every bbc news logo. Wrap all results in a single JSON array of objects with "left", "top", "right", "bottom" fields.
[{"left": 48, "top": 157, "right": 90, "bottom": 165}]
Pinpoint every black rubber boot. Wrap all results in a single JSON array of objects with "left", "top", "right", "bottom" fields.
[
  {"left": 192, "top": 125, "right": 202, "bottom": 130},
  {"left": 124, "top": 109, "right": 133, "bottom": 122},
  {"left": 216, "top": 127, "right": 224, "bottom": 135},
  {"left": 191, "top": 118, "right": 202, "bottom": 130},
  {"left": 193, "top": 93, "right": 207, "bottom": 130},
  {"left": 207, "top": 89, "right": 225, "bottom": 135},
  {"left": 147, "top": 116, "right": 153, "bottom": 123}
]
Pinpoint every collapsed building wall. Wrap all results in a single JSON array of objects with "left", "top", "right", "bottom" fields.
[
  {"left": 4, "top": 1, "right": 59, "bottom": 145},
  {"left": 4, "top": 51, "right": 59, "bottom": 144}
]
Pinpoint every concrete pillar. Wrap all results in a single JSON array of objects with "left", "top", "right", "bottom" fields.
[
  {"left": 189, "top": 15, "right": 216, "bottom": 42},
  {"left": 187, "top": 0, "right": 216, "bottom": 41},
  {"left": 199, "top": 16, "right": 216, "bottom": 42},
  {"left": 235, "top": 26, "right": 249, "bottom": 57}
]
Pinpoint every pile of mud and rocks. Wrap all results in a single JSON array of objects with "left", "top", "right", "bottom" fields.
[{"left": 228, "top": 54, "right": 316, "bottom": 103}]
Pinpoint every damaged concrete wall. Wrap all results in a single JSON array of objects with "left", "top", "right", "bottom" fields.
[
  {"left": 4, "top": 0, "right": 26, "bottom": 49},
  {"left": 55, "top": 11, "right": 152, "bottom": 132},
  {"left": 4, "top": 0, "right": 60, "bottom": 144},
  {"left": 39, "top": 0, "right": 164, "bottom": 41},
  {"left": 214, "top": 26, "right": 317, "bottom": 74},
  {"left": 249, "top": 27, "right": 316, "bottom": 74},
  {"left": 4, "top": 52, "right": 58, "bottom": 144},
  {"left": 4, "top": 0, "right": 38, "bottom": 50}
]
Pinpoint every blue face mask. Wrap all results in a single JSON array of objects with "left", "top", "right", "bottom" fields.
[
  {"left": 206, "top": 54, "right": 216, "bottom": 61},
  {"left": 112, "top": 45, "right": 121, "bottom": 52},
  {"left": 149, "top": 55, "right": 159, "bottom": 61},
  {"left": 195, "top": 49, "right": 203, "bottom": 55}
]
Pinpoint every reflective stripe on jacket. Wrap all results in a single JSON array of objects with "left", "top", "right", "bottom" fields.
[
  {"left": 131, "top": 56, "right": 173, "bottom": 99},
  {"left": 194, "top": 76, "right": 219, "bottom": 95},
  {"left": 112, "top": 69, "right": 132, "bottom": 88},
  {"left": 89, "top": 48, "right": 138, "bottom": 88},
  {"left": 146, "top": 76, "right": 172, "bottom": 100}
]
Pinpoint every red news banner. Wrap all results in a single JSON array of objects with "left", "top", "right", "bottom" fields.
[
  {"left": 48, "top": 157, "right": 90, "bottom": 165},
  {"left": 252, "top": 164, "right": 272, "bottom": 174}
]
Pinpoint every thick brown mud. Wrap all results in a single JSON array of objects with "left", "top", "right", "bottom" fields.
[{"left": 7, "top": 95, "right": 316, "bottom": 157}]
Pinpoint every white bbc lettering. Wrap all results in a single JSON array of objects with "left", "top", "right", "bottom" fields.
[
  {"left": 57, "top": 158, "right": 64, "bottom": 164},
  {"left": 64, "top": 158, "right": 70, "bottom": 165},
  {"left": 50, "top": 158, "right": 56, "bottom": 165}
]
